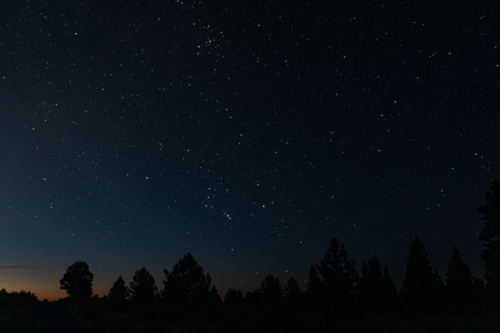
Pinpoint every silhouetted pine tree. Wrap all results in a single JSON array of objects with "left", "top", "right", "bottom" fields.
[
  {"left": 129, "top": 267, "right": 158, "bottom": 304},
  {"left": 253, "top": 275, "right": 284, "bottom": 332},
  {"left": 304, "top": 265, "right": 322, "bottom": 313},
  {"left": 315, "top": 238, "right": 359, "bottom": 313},
  {"left": 284, "top": 277, "right": 302, "bottom": 304},
  {"left": 210, "top": 285, "right": 222, "bottom": 304},
  {"left": 258, "top": 274, "right": 283, "bottom": 305},
  {"left": 162, "top": 253, "right": 212, "bottom": 309},
  {"left": 108, "top": 274, "right": 129, "bottom": 302},
  {"left": 302, "top": 239, "right": 358, "bottom": 331},
  {"left": 358, "top": 257, "right": 384, "bottom": 314},
  {"left": 307, "top": 265, "right": 322, "bottom": 290},
  {"left": 224, "top": 287, "right": 244, "bottom": 305},
  {"left": 400, "top": 237, "right": 443, "bottom": 315},
  {"left": 472, "top": 276, "right": 486, "bottom": 311},
  {"left": 381, "top": 265, "right": 398, "bottom": 312},
  {"left": 59, "top": 261, "right": 94, "bottom": 300},
  {"left": 224, "top": 288, "right": 246, "bottom": 332},
  {"left": 283, "top": 277, "right": 303, "bottom": 333},
  {"left": 446, "top": 246, "right": 484, "bottom": 314},
  {"left": 433, "top": 268, "right": 446, "bottom": 307},
  {"left": 479, "top": 180, "right": 500, "bottom": 297}
]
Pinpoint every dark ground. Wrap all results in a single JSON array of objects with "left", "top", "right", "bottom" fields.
[{"left": 0, "top": 302, "right": 88, "bottom": 333}]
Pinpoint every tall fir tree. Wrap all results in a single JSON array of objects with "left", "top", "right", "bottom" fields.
[
  {"left": 445, "top": 247, "right": 476, "bottom": 313},
  {"left": 306, "top": 265, "right": 322, "bottom": 291},
  {"left": 162, "top": 253, "right": 212, "bottom": 308},
  {"left": 358, "top": 257, "right": 384, "bottom": 314},
  {"left": 314, "top": 238, "right": 359, "bottom": 314},
  {"left": 224, "top": 287, "right": 244, "bottom": 305},
  {"left": 258, "top": 274, "right": 283, "bottom": 305},
  {"left": 129, "top": 267, "right": 158, "bottom": 304},
  {"left": 400, "top": 237, "right": 443, "bottom": 315},
  {"left": 304, "top": 265, "right": 323, "bottom": 312},
  {"left": 255, "top": 275, "right": 285, "bottom": 331},
  {"left": 108, "top": 274, "right": 129, "bottom": 302},
  {"left": 382, "top": 265, "right": 398, "bottom": 312},
  {"left": 284, "top": 277, "right": 302, "bottom": 303},
  {"left": 210, "top": 285, "right": 222, "bottom": 304},
  {"left": 479, "top": 180, "right": 500, "bottom": 295},
  {"left": 224, "top": 287, "right": 246, "bottom": 333}
]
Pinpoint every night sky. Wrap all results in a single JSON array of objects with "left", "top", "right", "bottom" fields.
[{"left": 1, "top": 0, "right": 498, "bottom": 301}]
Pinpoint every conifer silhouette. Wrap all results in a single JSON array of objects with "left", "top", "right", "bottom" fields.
[
  {"left": 129, "top": 267, "right": 158, "bottom": 304},
  {"left": 400, "top": 237, "right": 442, "bottom": 315},
  {"left": 479, "top": 180, "right": 500, "bottom": 295},
  {"left": 381, "top": 264, "right": 398, "bottom": 312},
  {"left": 306, "top": 265, "right": 322, "bottom": 291},
  {"left": 162, "top": 253, "right": 212, "bottom": 308},
  {"left": 358, "top": 257, "right": 385, "bottom": 314},
  {"left": 257, "top": 274, "right": 283, "bottom": 307},
  {"left": 224, "top": 287, "right": 244, "bottom": 305},
  {"left": 210, "top": 285, "right": 222, "bottom": 304},
  {"left": 284, "top": 276, "right": 303, "bottom": 329},
  {"left": 315, "top": 238, "right": 359, "bottom": 312},
  {"left": 284, "top": 276, "right": 302, "bottom": 303},
  {"left": 446, "top": 246, "right": 483, "bottom": 314},
  {"left": 108, "top": 274, "right": 129, "bottom": 302}
]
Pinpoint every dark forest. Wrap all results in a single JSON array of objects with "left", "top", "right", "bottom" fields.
[{"left": 1, "top": 181, "right": 499, "bottom": 332}]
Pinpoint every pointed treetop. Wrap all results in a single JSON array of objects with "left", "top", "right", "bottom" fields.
[
  {"left": 129, "top": 267, "right": 158, "bottom": 303},
  {"left": 478, "top": 180, "right": 500, "bottom": 290},
  {"left": 307, "top": 265, "right": 321, "bottom": 290},
  {"left": 109, "top": 274, "right": 129, "bottom": 302},
  {"left": 446, "top": 246, "right": 474, "bottom": 290},
  {"left": 284, "top": 276, "right": 302, "bottom": 299},
  {"left": 479, "top": 180, "right": 500, "bottom": 243},
  {"left": 316, "top": 238, "right": 358, "bottom": 285}
]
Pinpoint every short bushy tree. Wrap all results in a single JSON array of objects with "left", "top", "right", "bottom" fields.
[{"left": 60, "top": 261, "right": 93, "bottom": 300}]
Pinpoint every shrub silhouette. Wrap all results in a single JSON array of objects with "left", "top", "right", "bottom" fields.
[{"left": 0, "top": 289, "right": 39, "bottom": 321}]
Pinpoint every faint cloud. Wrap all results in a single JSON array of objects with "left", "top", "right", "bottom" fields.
[{"left": 0, "top": 265, "right": 56, "bottom": 272}]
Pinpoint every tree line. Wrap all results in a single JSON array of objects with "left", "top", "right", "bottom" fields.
[{"left": 2, "top": 180, "right": 500, "bottom": 332}]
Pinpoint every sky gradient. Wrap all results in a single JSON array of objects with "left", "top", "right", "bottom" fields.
[{"left": 1, "top": 0, "right": 499, "bottom": 301}]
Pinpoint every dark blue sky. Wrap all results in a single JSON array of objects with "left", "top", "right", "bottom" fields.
[{"left": 0, "top": 0, "right": 498, "bottom": 300}]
